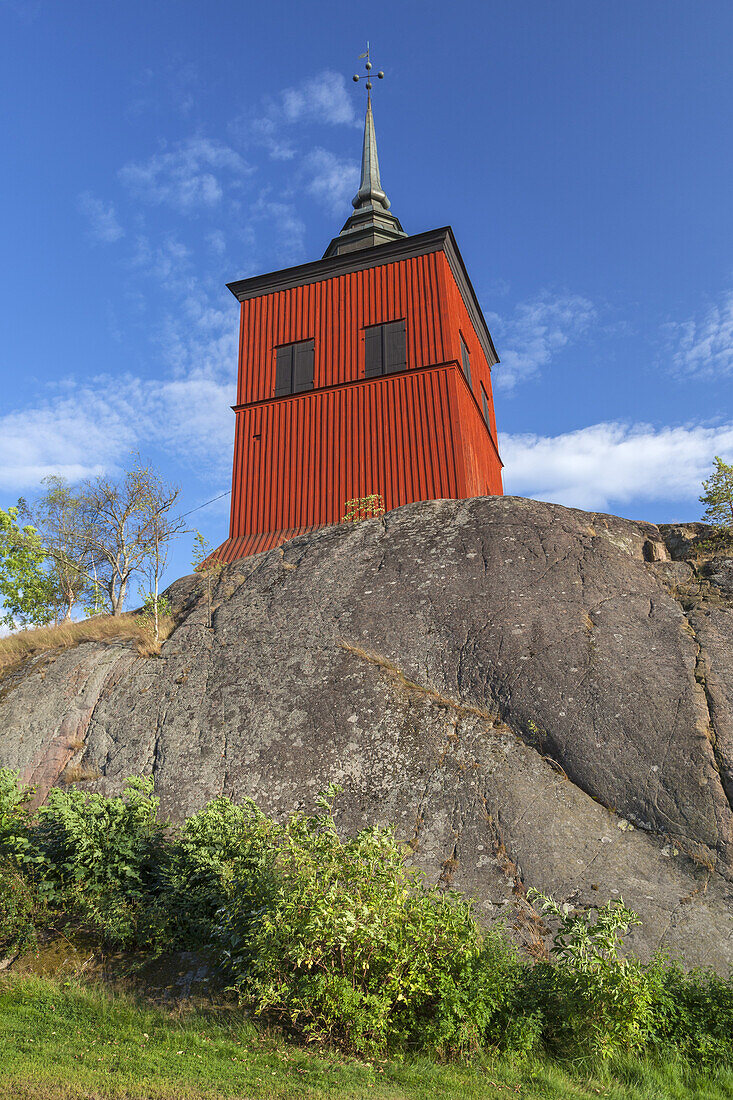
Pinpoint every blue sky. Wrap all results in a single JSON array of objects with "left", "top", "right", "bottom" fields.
[{"left": 2, "top": 0, "right": 733, "bottom": 595}]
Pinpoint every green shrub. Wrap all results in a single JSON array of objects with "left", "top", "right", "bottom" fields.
[
  {"left": 1, "top": 768, "right": 732, "bottom": 1074},
  {"left": 527, "top": 891, "right": 661, "bottom": 1062},
  {"left": 214, "top": 786, "right": 523, "bottom": 1058},
  {"left": 0, "top": 767, "right": 35, "bottom": 866},
  {"left": 30, "top": 777, "right": 166, "bottom": 946},
  {"left": 648, "top": 961, "right": 733, "bottom": 1071},
  {"left": 0, "top": 858, "right": 41, "bottom": 956},
  {"left": 144, "top": 795, "right": 279, "bottom": 947}
]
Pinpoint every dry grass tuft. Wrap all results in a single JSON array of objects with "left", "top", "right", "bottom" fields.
[
  {"left": 0, "top": 614, "right": 175, "bottom": 677},
  {"left": 60, "top": 765, "right": 101, "bottom": 785}
]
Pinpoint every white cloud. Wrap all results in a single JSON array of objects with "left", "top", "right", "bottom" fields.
[
  {"left": 252, "top": 199, "right": 306, "bottom": 263},
  {"left": 206, "top": 229, "right": 227, "bottom": 256},
  {"left": 129, "top": 234, "right": 192, "bottom": 288},
  {"left": 487, "top": 292, "right": 596, "bottom": 391},
  {"left": 78, "top": 192, "right": 124, "bottom": 244},
  {"left": 119, "top": 137, "right": 250, "bottom": 212},
  {"left": 242, "top": 71, "right": 359, "bottom": 162},
  {"left": 0, "top": 391, "right": 134, "bottom": 491},
  {"left": 304, "top": 148, "right": 359, "bottom": 215},
  {"left": 666, "top": 290, "right": 733, "bottom": 378},
  {"left": 281, "top": 71, "right": 357, "bottom": 127},
  {"left": 501, "top": 421, "right": 733, "bottom": 513},
  {"left": 0, "top": 286, "right": 237, "bottom": 495}
]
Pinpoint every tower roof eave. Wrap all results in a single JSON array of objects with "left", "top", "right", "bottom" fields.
[{"left": 227, "top": 227, "right": 500, "bottom": 369}]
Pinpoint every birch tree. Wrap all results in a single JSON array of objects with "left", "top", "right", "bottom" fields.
[
  {"left": 80, "top": 461, "right": 183, "bottom": 616},
  {"left": 21, "top": 476, "right": 97, "bottom": 621},
  {"left": 133, "top": 462, "right": 185, "bottom": 640}
]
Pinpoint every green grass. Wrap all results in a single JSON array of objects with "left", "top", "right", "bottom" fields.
[{"left": 1, "top": 977, "right": 732, "bottom": 1100}]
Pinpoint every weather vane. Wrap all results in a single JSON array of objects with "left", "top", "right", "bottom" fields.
[{"left": 353, "top": 41, "right": 384, "bottom": 97}]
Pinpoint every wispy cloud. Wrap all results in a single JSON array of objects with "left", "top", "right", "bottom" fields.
[
  {"left": 127, "top": 60, "right": 198, "bottom": 118},
  {"left": 129, "top": 234, "right": 193, "bottom": 288},
  {"left": 487, "top": 292, "right": 597, "bottom": 391},
  {"left": 0, "top": 391, "right": 134, "bottom": 491},
  {"left": 501, "top": 421, "right": 733, "bottom": 513},
  {"left": 251, "top": 199, "right": 306, "bottom": 264},
  {"left": 0, "top": 284, "right": 237, "bottom": 494},
  {"left": 665, "top": 290, "right": 733, "bottom": 379},
  {"left": 78, "top": 192, "right": 124, "bottom": 244},
  {"left": 241, "top": 70, "right": 360, "bottom": 161},
  {"left": 119, "top": 137, "right": 250, "bottom": 212},
  {"left": 280, "top": 71, "right": 358, "bottom": 127},
  {"left": 304, "top": 148, "right": 359, "bottom": 214}
]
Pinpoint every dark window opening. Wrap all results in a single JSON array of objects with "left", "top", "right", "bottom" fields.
[
  {"left": 480, "top": 384, "right": 492, "bottom": 432},
  {"left": 364, "top": 320, "right": 407, "bottom": 377},
  {"left": 460, "top": 335, "right": 472, "bottom": 390},
  {"left": 274, "top": 339, "right": 315, "bottom": 397}
]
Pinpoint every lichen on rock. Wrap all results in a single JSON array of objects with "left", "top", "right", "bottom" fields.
[{"left": 1, "top": 496, "right": 732, "bottom": 970}]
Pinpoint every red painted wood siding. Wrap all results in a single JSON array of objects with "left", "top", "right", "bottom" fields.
[
  {"left": 236, "top": 251, "right": 452, "bottom": 404},
  {"left": 229, "top": 366, "right": 464, "bottom": 538},
  {"left": 437, "top": 252, "right": 500, "bottom": 445},
  {"left": 218, "top": 244, "right": 503, "bottom": 561},
  {"left": 452, "top": 371, "right": 504, "bottom": 497}
]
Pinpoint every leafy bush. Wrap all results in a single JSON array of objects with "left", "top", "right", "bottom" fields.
[
  {"left": 30, "top": 777, "right": 166, "bottom": 946},
  {"left": 215, "top": 787, "right": 523, "bottom": 1057},
  {"left": 527, "top": 891, "right": 662, "bottom": 1061},
  {"left": 145, "top": 795, "right": 279, "bottom": 947},
  {"left": 1, "top": 768, "right": 732, "bottom": 1074},
  {"left": 0, "top": 767, "right": 35, "bottom": 866},
  {"left": 0, "top": 859, "right": 41, "bottom": 956},
  {"left": 648, "top": 961, "right": 733, "bottom": 1070}
]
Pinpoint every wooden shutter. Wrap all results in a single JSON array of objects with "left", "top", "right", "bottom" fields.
[
  {"left": 293, "top": 339, "right": 314, "bottom": 393},
  {"left": 274, "top": 345, "right": 293, "bottom": 396},
  {"left": 384, "top": 321, "right": 406, "bottom": 374},
  {"left": 481, "top": 385, "right": 491, "bottom": 429},
  {"left": 364, "top": 325, "right": 383, "bottom": 377},
  {"left": 460, "top": 337, "right": 472, "bottom": 389}
]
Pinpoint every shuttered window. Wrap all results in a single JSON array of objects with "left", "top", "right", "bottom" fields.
[
  {"left": 274, "top": 339, "right": 315, "bottom": 397},
  {"left": 364, "top": 320, "right": 407, "bottom": 377},
  {"left": 460, "top": 336, "right": 472, "bottom": 390},
  {"left": 480, "top": 384, "right": 492, "bottom": 431}
]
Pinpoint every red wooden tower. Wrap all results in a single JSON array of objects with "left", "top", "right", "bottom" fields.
[{"left": 213, "top": 68, "right": 503, "bottom": 563}]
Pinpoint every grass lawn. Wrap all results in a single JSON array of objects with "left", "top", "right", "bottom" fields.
[{"left": 1, "top": 976, "right": 732, "bottom": 1100}]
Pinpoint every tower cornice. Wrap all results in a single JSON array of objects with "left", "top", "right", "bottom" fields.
[{"left": 227, "top": 227, "right": 499, "bottom": 368}]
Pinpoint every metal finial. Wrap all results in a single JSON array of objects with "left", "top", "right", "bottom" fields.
[{"left": 352, "top": 41, "right": 384, "bottom": 96}]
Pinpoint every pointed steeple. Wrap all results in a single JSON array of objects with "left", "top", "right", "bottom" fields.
[
  {"left": 323, "top": 57, "right": 406, "bottom": 259},
  {"left": 352, "top": 94, "right": 391, "bottom": 211}
]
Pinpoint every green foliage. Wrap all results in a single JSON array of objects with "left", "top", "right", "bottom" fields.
[
  {"left": 527, "top": 891, "right": 661, "bottom": 1061},
  {"left": 139, "top": 592, "right": 173, "bottom": 624},
  {"left": 147, "top": 795, "right": 278, "bottom": 947},
  {"left": 0, "top": 859, "right": 41, "bottom": 955},
  {"left": 341, "top": 494, "right": 386, "bottom": 523},
  {"left": 215, "top": 786, "right": 523, "bottom": 1057},
  {"left": 700, "top": 456, "right": 733, "bottom": 527},
  {"left": 22, "top": 476, "right": 99, "bottom": 621},
  {"left": 8, "top": 977, "right": 732, "bottom": 1100},
  {"left": 0, "top": 505, "right": 56, "bottom": 629},
  {"left": 192, "top": 531, "right": 224, "bottom": 628},
  {"left": 0, "top": 766, "right": 35, "bottom": 864},
  {"left": 31, "top": 777, "right": 167, "bottom": 945},
  {"left": 647, "top": 961, "right": 733, "bottom": 1071},
  {"left": 700, "top": 456, "right": 733, "bottom": 552},
  {"left": 1, "top": 771, "right": 732, "bottom": 1077}
]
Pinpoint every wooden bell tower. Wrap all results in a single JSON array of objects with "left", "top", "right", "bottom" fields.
[{"left": 213, "top": 54, "right": 503, "bottom": 563}]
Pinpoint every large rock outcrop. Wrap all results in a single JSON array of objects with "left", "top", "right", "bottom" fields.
[{"left": 1, "top": 497, "right": 732, "bottom": 969}]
